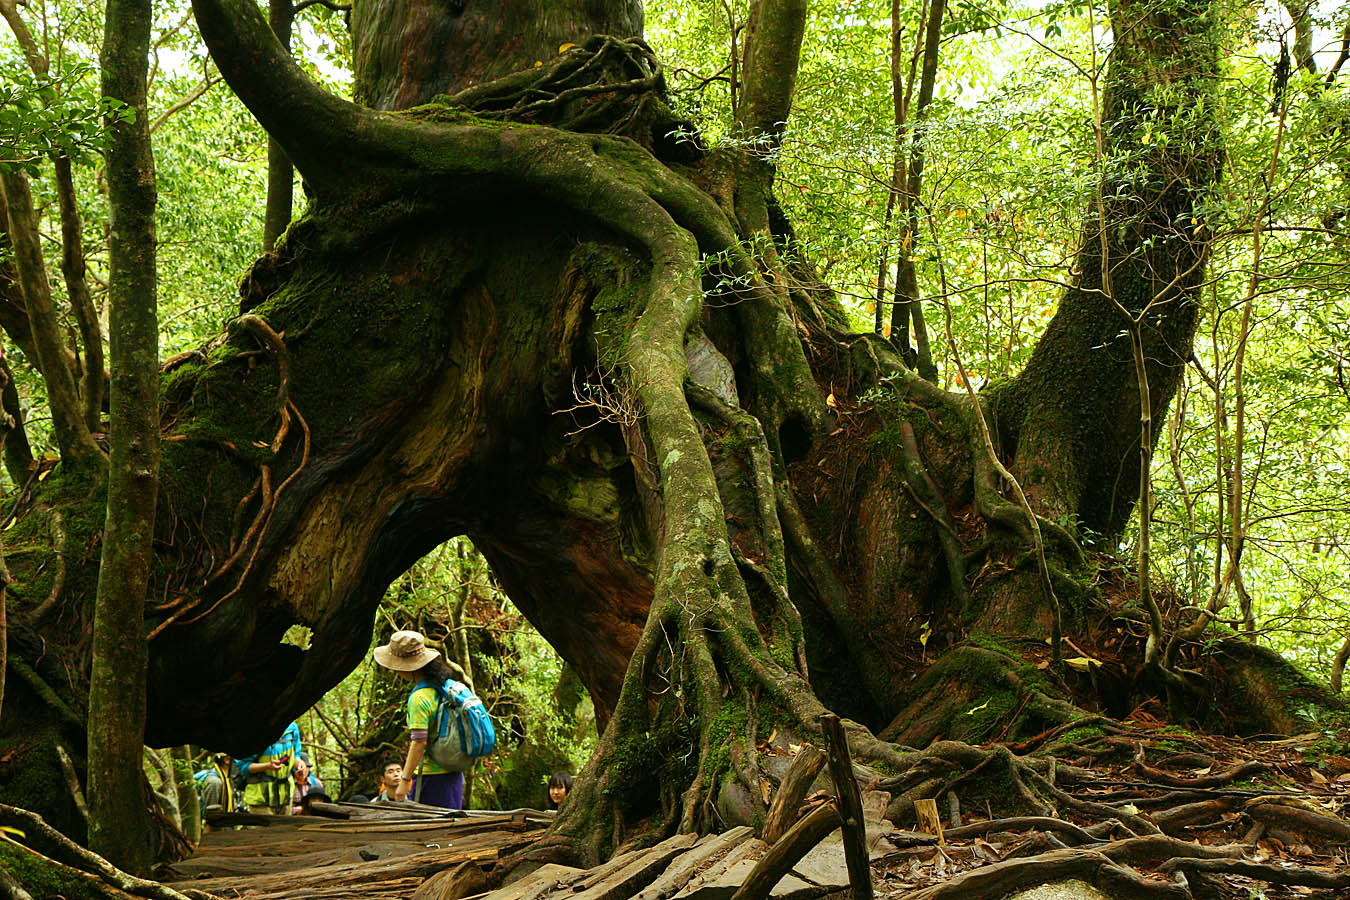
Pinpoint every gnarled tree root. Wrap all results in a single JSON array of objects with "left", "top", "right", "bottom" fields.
[
  {"left": 0, "top": 805, "right": 212, "bottom": 900},
  {"left": 1158, "top": 856, "right": 1350, "bottom": 889},
  {"left": 904, "top": 847, "right": 1192, "bottom": 900}
]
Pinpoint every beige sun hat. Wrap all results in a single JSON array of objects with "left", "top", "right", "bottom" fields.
[{"left": 373, "top": 630, "right": 440, "bottom": 671}]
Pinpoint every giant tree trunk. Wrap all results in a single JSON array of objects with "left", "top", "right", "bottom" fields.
[{"left": 0, "top": 0, "right": 1341, "bottom": 861}]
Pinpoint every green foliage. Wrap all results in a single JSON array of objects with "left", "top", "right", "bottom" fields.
[{"left": 0, "top": 61, "right": 127, "bottom": 174}]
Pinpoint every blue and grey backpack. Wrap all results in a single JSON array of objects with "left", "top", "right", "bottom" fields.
[{"left": 414, "top": 677, "right": 496, "bottom": 773}]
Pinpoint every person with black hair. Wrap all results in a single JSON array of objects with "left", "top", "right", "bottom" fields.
[
  {"left": 291, "top": 752, "right": 324, "bottom": 812},
  {"left": 547, "top": 771, "right": 572, "bottom": 809},
  {"left": 372, "top": 630, "right": 465, "bottom": 809},
  {"left": 372, "top": 761, "right": 403, "bottom": 802}
]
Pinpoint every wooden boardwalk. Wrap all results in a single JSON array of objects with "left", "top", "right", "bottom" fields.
[
  {"left": 160, "top": 803, "right": 552, "bottom": 900},
  {"left": 156, "top": 800, "right": 875, "bottom": 900}
]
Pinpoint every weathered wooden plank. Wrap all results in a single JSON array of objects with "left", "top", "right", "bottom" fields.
[
  {"left": 165, "top": 817, "right": 524, "bottom": 880},
  {"left": 241, "top": 875, "right": 426, "bottom": 900},
  {"left": 631, "top": 827, "right": 755, "bottom": 900},
  {"left": 179, "top": 842, "right": 501, "bottom": 894},
  {"left": 731, "top": 803, "right": 841, "bottom": 900},
  {"left": 669, "top": 836, "right": 768, "bottom": 900},
  {"left": 300, "top": 816, "right": 525, "bottom": 835},
  {"left": 202, "top": 809, "right": 303, "bottom": 827},
  {"left": 564, "top": 833, "right": 700, "bottom": 900},
  {"left": 681, "top": 856, "right": 826, "bottom": 900},
  {"left": 570, "top": 832, "right": 700, "bottom": 894},
  {"left": 763, "top": 748, "right": 827, "bottom": 845},
  {"left": 485, "top": 862, "right": 589, "bottom": 900}
]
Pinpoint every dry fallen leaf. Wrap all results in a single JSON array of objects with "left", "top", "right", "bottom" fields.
[{"left": 972, "top": 837, "right": 1001, "bottom": 863}]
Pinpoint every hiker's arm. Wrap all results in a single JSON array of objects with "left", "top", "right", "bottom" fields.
[
  {"left": 236, "top": 753, "right": 280, "bottom": 775},
  {"left": 394, "top": 740, "right": 426, "bottom": 801},
  {"left": 246, "top": 759, "right": 286, "bottom": 774}
]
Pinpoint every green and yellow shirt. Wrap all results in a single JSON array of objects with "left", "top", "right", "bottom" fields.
[{"left": 407, "top": 685, "right": 449, "bottom": 775}]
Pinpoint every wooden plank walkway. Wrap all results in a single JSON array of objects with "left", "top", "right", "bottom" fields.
[{"left": 160, "top": 804, "right": 552, "bottom": 900}]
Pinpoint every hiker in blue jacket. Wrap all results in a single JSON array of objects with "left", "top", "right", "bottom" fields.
[
  {"left": 373, "top": 630, "right": 465, "bottom": 809},
  {"left": 237, "top": 721, "right": 303, "bottom": 815}
]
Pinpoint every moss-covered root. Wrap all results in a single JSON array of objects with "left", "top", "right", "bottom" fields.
[
  {"left": 1202, "top": 637, "right": 1346, "bottom": 735},
  {"left": 539, "top": 118, "right": 822, "bottom": 858},
  {"left": 880, "top": 645, "right": 1084, "bottom": 749},
  {"left": 0, "top": 806, "right": 210, "bottom": 900},
  {"left": 868, "top": 739, "right": 1162, "bottom": 839}
]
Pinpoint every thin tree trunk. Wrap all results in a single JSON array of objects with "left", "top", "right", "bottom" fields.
[
  {"left": 451, "top": 542, "right": 475, "bottom": 689},
  {"left": 874, "top": 0, "right": 915, "bottom": 337},
  {"left": 1331, "top": 635, "right": 1350, "bottom": 694},
  {"left": 263, "top": 0, "right": 294, "bottom": 251},
  {"left": 1165, "top": 385, "right": 1198, "bottom": 596},
  {"left": 88, "top": 0, "right": 159, "bottom": 874},
  {"left": 0, "top": 173, "right": 103, "bottom": 468},
  {"left": 887, "top": 0, "right": 943, "bottom": 382},
  {"left": 0, "top": 354, "right": 32, "bottom": 485},
  {"left": 0, "top": 0, "right": 44, "bottom": 74},
  {"left": 53, "top": 156, "right": 106, "bottom": 433},
  {"left": 0, "top": 387, "right": 8, "bottom": 728},
  {"left": 1222, "top": 85, "right": 1288, "bottom": 638}
]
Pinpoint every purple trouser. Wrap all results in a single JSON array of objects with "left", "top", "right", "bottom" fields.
[{"left": 412, "top": 771, "right": 464, "bottom": 809}]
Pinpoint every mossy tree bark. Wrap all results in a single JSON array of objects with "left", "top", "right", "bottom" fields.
[
  {"left": 86, "top": 0, "right": 160, "bottom": 874},
  {"left": 0, "top": 0, "right": 1342, "bottom": 865},
  {"left": 262, "top": 0, "right": 295, "bottom": 251}
]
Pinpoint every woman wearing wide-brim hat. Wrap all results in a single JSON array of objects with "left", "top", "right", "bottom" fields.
[{"left": 373, "top": 630, "right": 464, "bottom": 809}]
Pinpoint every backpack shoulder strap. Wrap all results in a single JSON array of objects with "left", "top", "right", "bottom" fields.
[{"left": 413, "top": 679, "right": 456, "bottom": 708}]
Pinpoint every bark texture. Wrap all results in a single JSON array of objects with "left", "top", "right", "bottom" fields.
[
  {"left": 350, "top": 0, "right": 645, "bottom": 109},
  {"left": 87, "top": 0, "right": 160, "bottom": 874},
  {"left": 262, "top": 0, "right": 294, "bottom": 250}
]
